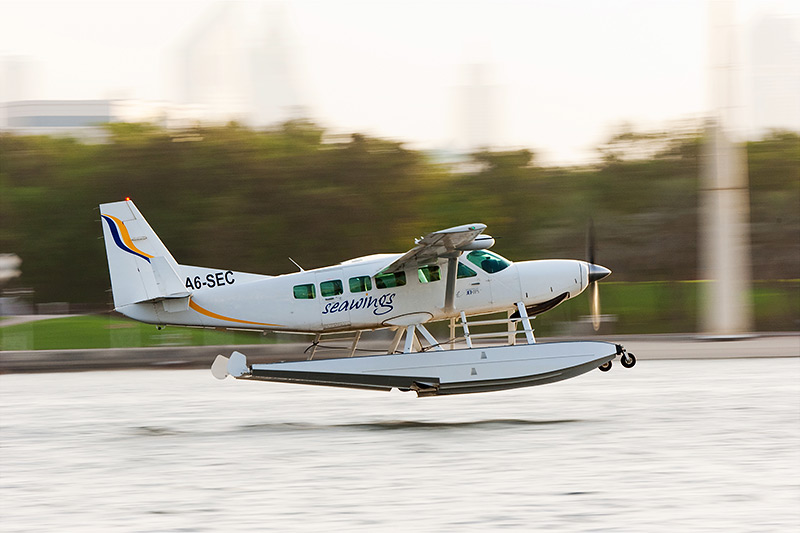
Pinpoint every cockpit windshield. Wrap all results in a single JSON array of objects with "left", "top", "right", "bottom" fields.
[{"left": 466, "top": 250, "right": 512, "bottom": 273}]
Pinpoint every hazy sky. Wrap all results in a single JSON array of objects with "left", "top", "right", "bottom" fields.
[{"left": 0, "top": 0, "right": 798, "bottom": 163}]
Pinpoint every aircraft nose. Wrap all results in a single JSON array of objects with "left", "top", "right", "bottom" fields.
[{"left": 588, "top": 264, "right": 612, "bottom": 283}]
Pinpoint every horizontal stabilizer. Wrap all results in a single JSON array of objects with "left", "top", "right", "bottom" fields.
[
  {"left": 211, "top": 355, "right": 229, "bottom": 380},
  {"left": 227, "top": 351, "right": 249, "bottom": 378}
]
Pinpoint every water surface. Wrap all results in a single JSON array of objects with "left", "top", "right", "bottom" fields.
[{"left": 1, "top": 358, "right": 798, "bottom": 531}]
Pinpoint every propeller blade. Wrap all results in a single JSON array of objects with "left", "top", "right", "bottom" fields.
[
  {"left": 586, "top": 219, "right": 607, "bottom": 332},
  {"left": 591, "top": 280, "right": 601, "bottom": 331}
]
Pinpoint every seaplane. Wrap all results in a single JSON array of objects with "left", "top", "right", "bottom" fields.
[{"left": 99, "top": 199, "right": 635, "bottom": 397}]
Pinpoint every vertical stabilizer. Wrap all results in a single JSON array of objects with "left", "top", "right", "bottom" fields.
[{"left": 99, "top": 199, "right": 189, "bottom": 308}]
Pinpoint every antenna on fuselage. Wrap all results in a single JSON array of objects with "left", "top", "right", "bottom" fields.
[{"left": 288, "top": 257, "right": 305, "bottom": 272}]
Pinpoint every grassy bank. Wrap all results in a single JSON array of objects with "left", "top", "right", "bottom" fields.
[
  {"left": 532, "top": 280, "right": 799, "bottom": 336},
  {"left": 1, "top": 281, "right": 797, "bottom": 350},
  {"left": 0, "top": 315, "right": 278, "bottom": 351}
]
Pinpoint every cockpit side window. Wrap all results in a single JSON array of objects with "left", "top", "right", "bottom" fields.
[{"left": 466, "top": 250, "right": 511, "bottom": 273}]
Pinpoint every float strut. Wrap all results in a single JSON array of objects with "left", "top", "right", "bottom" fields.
[{"left": 516, "top": 301, "right": 536, "bottom": 344}]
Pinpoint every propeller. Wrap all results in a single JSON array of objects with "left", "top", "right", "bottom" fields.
[
  {"left": 586, "top": 220, "right": 611, "bottom": 331},
  {"left": 590, "top": 278, "right": 601, "bottom": 331}
]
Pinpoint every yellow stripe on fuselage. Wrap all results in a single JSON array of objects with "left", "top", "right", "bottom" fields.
[{"left": 189, "top": 299, "right": 281, "bottom": 327}]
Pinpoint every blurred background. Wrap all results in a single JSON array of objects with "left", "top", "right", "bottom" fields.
[{"left": 0, "top": 0, "right": 798, "bottom": 346}]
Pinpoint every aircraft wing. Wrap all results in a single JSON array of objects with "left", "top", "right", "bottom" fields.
[{"left": 378, "top": 223, "right": 489, "bottom": 274}]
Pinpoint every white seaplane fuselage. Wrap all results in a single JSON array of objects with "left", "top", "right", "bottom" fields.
[
  {"left": 100, "top": 199, "right": 634, "bottom": 396},
  {"left": 119, "top": 253, "right": 590, "bottom": 333}
]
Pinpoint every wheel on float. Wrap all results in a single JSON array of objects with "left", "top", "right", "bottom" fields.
[
  {"left": 621, "top": 352, "right": 636, "bottom": 368},
  {"left": 599, "top": 361, "right": 612, "bottom": 372}
]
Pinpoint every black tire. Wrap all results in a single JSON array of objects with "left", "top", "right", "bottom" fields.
[
  {"left": 621, "top": 352, "right": 636, "bottom": 368},
  {"left": 599, "top": 361, "right": 612, "bottom": 372}
]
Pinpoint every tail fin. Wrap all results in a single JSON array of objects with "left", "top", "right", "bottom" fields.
[{"left": 99, "top": 199, "right": 189, "bottom": 308}]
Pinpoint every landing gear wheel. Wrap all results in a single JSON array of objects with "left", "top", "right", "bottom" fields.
[
  {"left": 621, "top": 352, "right": 636, "bottom": 368},
  {"left": 599, "top": 361, "right": 612, "bottom": 372}
]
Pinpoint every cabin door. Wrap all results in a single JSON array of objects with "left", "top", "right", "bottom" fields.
[{"left": 316, "top": 270, "right": 352, "bottom": 330}]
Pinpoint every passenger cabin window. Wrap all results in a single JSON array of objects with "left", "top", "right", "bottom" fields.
[
  {"left": 349, "top": 275, "right": 372, "bottom": 293},
  {"left": 374, "top": 271, "right": 406, "bottom": 289},
  {"left": 466, "top": 250, "right": 511, "bottom": 273},
  {"left": 320, "top": 279, "right": 344, "bottom": 297},
  {"left": 418, "top": 265, "right": 441, "bottom": 283},
  {"left": 457, "top": 262, "right": 478, "bottom": 278},
  {"left": 293, "top": 283, "right": 316, "bottom": 299}
]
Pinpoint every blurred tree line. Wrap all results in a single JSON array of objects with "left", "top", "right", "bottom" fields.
[{"left": 0, "top": 121, "right": 797, "bottom": 306}]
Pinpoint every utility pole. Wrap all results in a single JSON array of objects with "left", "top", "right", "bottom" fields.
[{"left": 700, "top": 0, "right": 754, "bottom": 336}]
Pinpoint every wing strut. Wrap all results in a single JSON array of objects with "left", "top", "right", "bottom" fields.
[{"left": 444, "top": 256, "right": 459, "bottom": 312}]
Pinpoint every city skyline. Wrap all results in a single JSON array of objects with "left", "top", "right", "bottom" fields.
[{"left": 1, "top": 0, "right": 798, "bottom": 164}]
